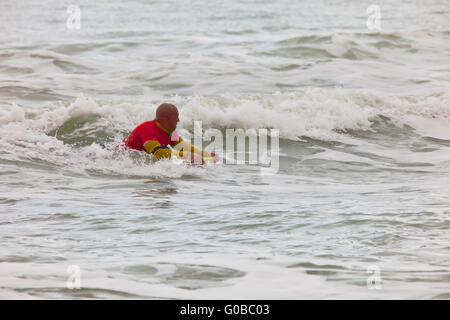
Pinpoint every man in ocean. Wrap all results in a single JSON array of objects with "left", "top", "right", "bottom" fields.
[{"left": 123, "top": 103, "right": 217, "bottom": 164}]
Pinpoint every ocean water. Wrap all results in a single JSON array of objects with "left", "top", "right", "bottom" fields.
[{"left": 0, "top": 0, "right": 449, "bottom": 299}]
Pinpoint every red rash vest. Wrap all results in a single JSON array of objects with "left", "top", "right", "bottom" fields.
[{"left": 123, "top": 120, "right": 180, "bottom": 151}]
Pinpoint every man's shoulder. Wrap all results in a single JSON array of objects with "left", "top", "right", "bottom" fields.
[{"left": 135, "top": 120, "right": 156, "bottom": 131}]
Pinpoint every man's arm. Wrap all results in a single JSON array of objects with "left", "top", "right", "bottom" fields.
[
  {"left": 172, "top": 138, "right": 218, "bottom": 164},
  {"left": 172, "top": 138, "right": 205, "bottom": 156},
  {"left": 144, "top": 140, "right": 184, "bottom": 159},
  {"left": 145, "top": 138, "right": 217, "bottom": 163}
]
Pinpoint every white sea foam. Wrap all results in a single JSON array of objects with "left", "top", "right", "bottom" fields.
[
  {"left": 2, "top": 89, "right": 450, "bottom": 139},
  {"left": 2, "top": 89, "right": 449, "bottom": 178},
  {"left": 0, "top": 96, "right": 218, "bottom": 178}
]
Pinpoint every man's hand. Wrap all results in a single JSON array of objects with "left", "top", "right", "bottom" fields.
[
  {"left": 209, "top": 152, "right": 219, "bottom": 163},
  {"left": 203, "top": 152, "right": 219, "bottom": 163},
  {"left": 189, "top": 152, "right": 219, "bottom": 164}
]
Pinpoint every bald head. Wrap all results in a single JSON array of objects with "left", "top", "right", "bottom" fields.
[
  {"left": 156, "top": 103, "right": 178, "bottom": 120},
  {"left": 155, "top": 103, "right": 179, "bottom": 132}
]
